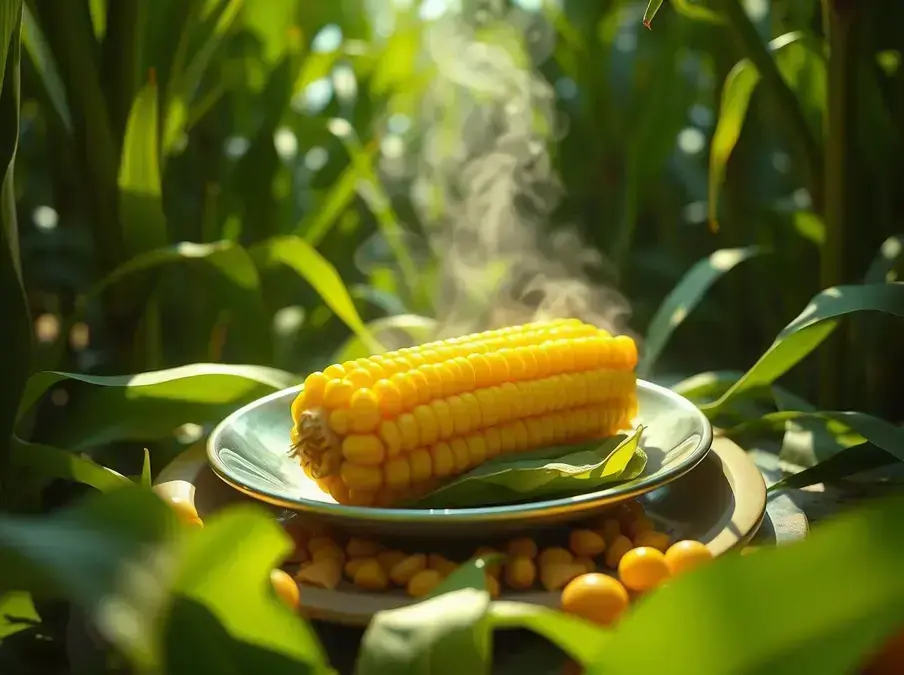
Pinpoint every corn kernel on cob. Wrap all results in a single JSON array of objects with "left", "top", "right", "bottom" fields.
[{"left": 290, "top": 319, "right": 638, "bottom": 506}]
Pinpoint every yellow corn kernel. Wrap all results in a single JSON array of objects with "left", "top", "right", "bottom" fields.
[
  {"left": 538, "top": 547, "right": 573, "bottom": 567},
  {"left": 633, "top": 530, "right": 672, "bottom": 553},
  {"left": 428, "top": 554, "right": 458, "bottom": 577},
  {"left": 340, "top": 463, "right": 383, "bottom": 491},
  {"left": 601, "top": 518, "right": 622, "bottom": 545},
  {"left": 397, "top": 413, "right": 419, "bottom": 451},
  {"left": 296, "top": 558, "right": 342, "bottom": 590},
  {"left": 353, "top": 559, "right": 390, "bottom": 591},
  {"left": 575, "top": 556, "right": 597, "bottom": 574},
  {"left": 419, "top": 364, "right": 444, "bottom": 398},
  {"left": 390, "top": 373, "right": 419, "bottom": 410},
  {"left": 447, "top": 395, "right": 471, "bottom": 435},
  {"left": 323, "top": 364, "right": 346, "bottom": 380},
  {"left": 407, "top": 569, "right": 443, "bottom": 598},
  {"left": 349, "top": 389, "right": 382, "bottom": 433},
  {"left": 605, "top": 535, "right": 634, "bottom": 569},
  {"left": 628, "top": 515, "right": 655, "bottom": 538},
  {"left": 409, "top": 450, "right": 433, "bottom": 483},
  {"left": 322, "top": 379, "right": 354, "bottom": 409},
  {"left": 329, "top": 408, "right": 352, "bottom": 435},
  {"left": 432, "top": 443, "right": 455, "bottom": 477},
  {"left": 506, "top": 537, "right": 538, "bottom": 559},
  {"left": 450, "top": 438, "right": 471, "bottom": 472},
  {"left": 390, "top": 554, "right": 427, "bottom": 586},
  {"left": 569, "top": 529, "right": 607, "bottom": 557},
  {"left": 307, "top": 536, "right": 336, "bottom": 554},
  {"left": 342, "top": 435, "right": 384, "bottom": 465},
  {"left": 465, "top": 435, "right": 487, "bottom": 466},
  {"left": 384, "top": 458, "right": 411, "bottom": 490},
  {"left": 376, "top": 549, "right": 406, "bottom": 573},
  {"left": 345, "top": 558, "right": 367, "bottom": 579},
  {"left": 430, "top": 399, "right": 455, "bottom": 439},
  {"left": 540, "top": 563, "right": 585, "bottom": 592},
  {"left": 484, "top": 427, "right": 502, "bottom": 458},
  {"left": 377, "top": 420, "right": 402, "bottom": 457},
  {"left": 312, "top": 545, "right": 345, "bottom": 567},
  {"left": 347, "top": 538, "right": 382, "bottom": 558},
  {"left": 468, "top": 353, "right": 493, "bottom": 387},
  {"left": 413, "top": 405, "right": 439, "bottom": 445},
  {"left": 373, "top": 379, "right": 403, "bottom": 417},
  {"left": 407, "top": 369, "right": 432, "bottom": 405},
  {"left": 504, "top": 556, "right": 537, "bottom": 590}
]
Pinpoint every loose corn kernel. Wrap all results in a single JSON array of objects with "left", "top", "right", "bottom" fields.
[
  {"left": 308, "top": 536, "right": 336, "bottom": 554},
  {"left": 541, "top": 563, "right": 586, "bottom": 592},
  {"left": 561, "top": 573, "right": 629, "bottom": 627},
  {"left": 633, "top": 530, "right": 672, "bottom": 553},
  {"left": 312, "top": 545, "right": 345, "bottom": 567},
  {"left": 296, "top": 558, "right": 342, "bottom": 590},
  {"left": 601, "top": 518, "right": 622, "bottom": 545},
  {"left": 538, "top": 547, "right": 573, "bottom": 567},
  {"left": 664, "top": 540, "right": 713, "bottom": 576},
  {"left": 604, "top": 535, "right": 633, "bottom": 569},
  {"left": 569, "top": 529, "right": 606, "bottom": 557},
  {"left": 506, "top": 537, "right": 538, "bottom": 559},
  {"left": 353, "top": 559, "right": 390, "bottom": 591},
  {"left": 428, "top": 554, "right": 459, "bottom": 577},
  {"left": 345, "top": 558, "right": 367, "bottom": 579},
  {"left": 574, "top": 556, "right": 597, "bottom": 574},
  {"left": 504, "top": 556, "right": 537, "bottom": 590},
  {"left": 627, "top": 515, "right": 655, "bottom": 538},
  {"left": 376, "top": 549, "right": 407, "bottom": 573},
  {"left": 271, "top": 569, "right": 301, "bottom": 611},
  {"left": 390, "top": 554, "right": 427, "bottom": 586},
  {"left": 347, "top": 537, "right": 382, "bottom": 558},
  {"left": 618, "top": 547, "right": 670, "bottom": 592},
  {"left": 407, "top": 569, "right": 443, "bottom": 597}
]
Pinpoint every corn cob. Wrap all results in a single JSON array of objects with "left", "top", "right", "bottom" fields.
[{"left": 290, "top": 319, "right": 638, "bottom": 507}]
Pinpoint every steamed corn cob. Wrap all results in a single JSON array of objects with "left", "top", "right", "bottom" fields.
[{"left": 289, "top": 319, "right": 638, "bottom": 506}]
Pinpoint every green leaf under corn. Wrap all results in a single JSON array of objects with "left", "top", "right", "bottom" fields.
[
  {"left": 411, "top": 428, "right": 646, "bottom": 509},
  {"left": 584, "top": 493, "right": 904, "bottom": 675},
  {"left": 642, "top": 0, "right": 665, "bottom": 29},
  {"left": 640, "top": 247, "right": 761, "bottom": 377},
  {"left": 701, "top": 283, "right": 904, "bottom": 415}
]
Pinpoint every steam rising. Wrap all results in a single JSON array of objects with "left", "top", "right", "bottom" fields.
[{"left": 378, "top": 2, "right": 633, "bottom": 342}]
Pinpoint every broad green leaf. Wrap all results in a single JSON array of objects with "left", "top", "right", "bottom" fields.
[
  {"left": 0, "top": 488, "right": 177, "bottom": 668},
  {"left": 670, "top": 370, "right": 746, "bottom": 402},
  {"left": 865, "top": 235, "right": 904, "bottom": 284},
  {"left": 428, "top": 557, "right": 490, "bottom": 599},
  {"left": 358, "top": 586, "right": 492, "bottom": 675},
  {"left": 0, "top": 0, "right": 27, "bottom": 503},
  {"left": 21, "top": 4, "right": 70, "bottom": 131},
  {"left": 298, "top": 142, "right": 377, "bottom": 246},
  {"left": 701, "top": 284, "right": 904, "bottom": 415},
  {"left": 726, "top": 410, "right": 904, "bottom": 464},
  {"left": 585, "top": 493, "right": 904, "bottom": 675},
  {"left": 671, "top": 0, "right": 724, "bottom": 24},
  {"left": 332, "top": 314, "right": 437, "bottom": 364},
  {"left": 0, "top": 591, "right": 38, "bottom": 639},
  {"left": 252, "top": 235, "right": 382, "bottom": 353},
  {"left": 639, "top": 247, "right": 760, "bottom": 377},
  {"left": 85, "top": 241, "right": 270, "bottom": 359},
  {"left": 488, "top": 602, "right": 610, "bottom": 666},
  {"left": 119, "top": 77, "right": 168, "bottom": 258},
  {"left": 642, "top": 0, "right": 665, "bottom": 28},
  {"left": 163, "top": 505, "right": 329, "bottom": 675},
  {"left": 88, "top": 0, "right": 107, "bottom": 38},
  {"left": 768, "top": 443, "right": 897, "bottom": 492},
  {"left": 9, "top": 438, "right": 130, "bottom": 493},
  {"left": 708, "top": 59, "right": 760, "bottom": 231},
  {"left": 412, "top": 429, "right": 646, "bottom": 509},
  {"left": 18, "top": 364, "right": 296, "bottom": 450},
  {"left": 371, "top": 21, "right": 421, "bottom": 94}
]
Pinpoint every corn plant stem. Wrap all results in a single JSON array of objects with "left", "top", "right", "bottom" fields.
[
  {"left": 818, "top": 0, "right": 860, "bottom": 409},
  {"left": 100, "top": 0, "right": 143, "bottom": 144},
  {"left": 31, "top": 0, "right": 121, "bottom": 274},
  {"left": 717, "top": 0, "right": 824, "bottom": 212}
]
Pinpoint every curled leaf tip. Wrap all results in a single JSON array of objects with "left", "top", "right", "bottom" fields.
[
  {"left": 643, "top": 0, "right": 665, "bottom": 29},
  {"left": 643, "top": 19, "right": 653, "bottom": 30}
]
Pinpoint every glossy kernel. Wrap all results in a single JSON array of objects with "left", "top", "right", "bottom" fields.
[
  {"left": 618, "top": 546, "right": 670, "bottom": 592},
  {"left": 561, "top": 573, "right": 629, "bottom": 627}
]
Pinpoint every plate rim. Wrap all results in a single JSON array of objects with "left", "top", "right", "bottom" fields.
[{"left": 206, "top": 379, "right": 714, "bottom": 522}]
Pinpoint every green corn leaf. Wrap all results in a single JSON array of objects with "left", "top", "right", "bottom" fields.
[
  {"left": 671, "top": 0, "right": 724, "bottom": 24},
  {"left": 726, "top": 410, "right": 904, "bottom": 464},
  {"left": 0, "top": 591, "right": 38, "bottom": 640},
  {"left": 0, "top": 0, "right": 26, "bottom": 502},
  {"left": 20, "top": 4, "right": 70, "bottom": 131},
  {"left": 701, "top": 283, "right": 904, "bottom": 415},
  {"left": 17, "top": 364, "right": 296, "bottom": 450},
  {"left": 640, "top": 247, "right": 761, "bottom": 377},
  {"left": 252, "top": 235, "right": 382, "bottom": 354},
  {"left": 584, "top": 493, "right": 904, "bottom": 675},
  {"left": 8, "top": 438, "right": 130, "bottom": 494},
  {"left": 140, "top": 448, "right": 152, "bottom": 488},
  {"left": 412, "top": 429, "right": 646, "bottom": 509},
  {"left": 768, "top": 443, "right": 897, "bottom": 492},
  {"left": 119, "top": 76, "right": 168, "bottom": 258},
  {"left": 642, "top": 0, "right": 665, "bottom": 28}
]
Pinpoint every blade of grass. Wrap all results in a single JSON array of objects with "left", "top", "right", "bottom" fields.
[{"left": 20, "top": 3, "right": 71, "bottom": 131}]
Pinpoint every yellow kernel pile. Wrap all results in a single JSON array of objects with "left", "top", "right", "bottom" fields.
[
  {"left": 279, "top": 498, "right": 715, "bottom": 610},
  {"left": 289, "top": 319, "right": 639, "bottom": 506}
]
